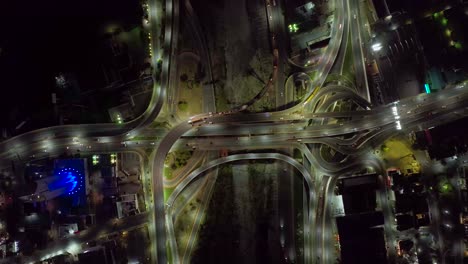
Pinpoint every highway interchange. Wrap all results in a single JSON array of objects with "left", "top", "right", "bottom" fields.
[{"left": 1, "top": 0, "right": 468, "bottom": 263}]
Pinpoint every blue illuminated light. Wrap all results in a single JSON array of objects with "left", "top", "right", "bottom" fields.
[
  {"left": 424, "top": 83, "right": 431, "bottom": 94},
  {"left": 48, "top": 167, "right": 84, "bottom": 196}
]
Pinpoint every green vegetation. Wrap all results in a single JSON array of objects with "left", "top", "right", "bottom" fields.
[
  {"left": 218, "top": 49, "right": 274, "bottom": 113},
  {"left": 176, "top": 59, "right": 203, "bottom": 118},
  {"left": 324, "top": 73, "right": 355, "bottom": 90},
  {"left": 163, "top": 150, "right": 193, "bottom": 197},
  {"left": 137, "top": 191, "right": 146, "bottom": 213},
  {"left": 179, "top": 72, "right": 201, "bottom": 90},
  {"left": 342, "top": 34, "right": 356, "bottom": 84},
  {"left": 145, "top": 148, "right": 154, "bottom": 157},
  {"left": 323, "top": 35, "right": 356, "bottom": 90},
  {"left": 178, "top": 101, "right": 188, "bottom": 111},
  {"left": 381, "top": 144, "right": 389, "bottom": 152},
  {"left": 167, "top": 243, "right": 173, "bottom": 264},
  {"left": 164, "top": 187, "right": 175, "bottom": 201},
  {"left": 164, "top": 166, "right": 173, "bottom": 180},
  {"left": 166, "top": 150, "right": 193, "bottom": 170},
  {"left": 293, "top": 71, "right": 318, "bottom": 101},
  {"left": 433, "top": 11, "right": 463, "bottom": 50},
  {"left": 190, "top": 164, "right": 236, "bottom": 260},
  {"left": 378, "top": 138, "right": 421, "bottom": 175},
  {"left": 293, "top": 149, "right": 304, "bottom": 163},
  {"left": 215, "top": 83, "right": 230, "bottom": 111},
  {"left": 293, "top": 78, "right": 309, "bottom": 101},
  {"left": 230, "top": 76, "right": 264, "bottom": 104},
  {"left": 308, "top": 70, "right": 318, "bottom": 81},
  {"left": 438, "top": 178, "right": 454, "bottom": 195},
  {"left": 132, "top": 136, "right": 159, "bottom": 140},
  {"left": 173, "top": 150, "right": 193, "bottom": 169},
  {"left": 174, "top": 193, "right": 204, "bottom": 258},
  {"left": 249, "top": 50, "right": 273, "bottom": 82},
  {"left": 149, "top": 121, "right": 171, "bottom": 129},
  {"left": 320, "top": 145, "right": 334, "bottom": 162},
  {"left": 192, "top": 162, "right": 279, "bottom": 262},
  {"left": 250, "top": 94, "right": 276, "bottom": 112}
]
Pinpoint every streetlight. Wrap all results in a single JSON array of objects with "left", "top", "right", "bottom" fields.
[
  {"left": 92, "top": 155, "right": 100, "bottom": 165},
  {"left": 110, "top": 153, "right": 117, "bottom": 164},
  {"left": 288, "top": 24, "right": 299, "bottom": 33},
  {"left": 116, "top": 114, "right": 123, "bottom": 124},
  {"left": 372, "top": 43, "right": 383, "bottom": 52}
]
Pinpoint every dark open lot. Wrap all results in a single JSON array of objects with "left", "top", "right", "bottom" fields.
[
  {"left": 0, "top": 0, "right": 142, "bottom": 132},
  {"left": 336, "top": 212, "right": 387, "bottom": 264}
]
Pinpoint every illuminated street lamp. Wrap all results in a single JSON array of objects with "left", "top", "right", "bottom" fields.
[
  {"left": 441, "top": 18, "right": 448, "bottom": 26},
  {"left": 371, "top": 42, "right": 383, "bottom": 52},
  {"left": 288, "top": 24, "right": 299, "bottom": 33},
  {"left": 110, "top": 153, "right": 117, "bottom": 164},
  {"left": 116, "top": 114, "right": 123, "bottom": 124},
  {"left": 92, "top": 155, "right": 100, "bottom": 165},
  {"left": 445, "top": 29, "right": 451, "bottom": 37}
]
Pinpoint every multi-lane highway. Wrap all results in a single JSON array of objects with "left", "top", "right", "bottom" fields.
[
  {"left": 349, "top": 0, "right": 371, "bottom": 101},
  {"left": 165, "top": 153, "right": 317, "bottom": 263}
]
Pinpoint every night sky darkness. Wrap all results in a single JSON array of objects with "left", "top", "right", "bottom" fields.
[{"left": 0, "top": 0, "right": 140, "bottom": 128}]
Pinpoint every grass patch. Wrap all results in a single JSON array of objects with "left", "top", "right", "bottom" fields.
[
  {"left": 164, "top": 166, "right": 173, "bottom": 180},
  {"left": 164, "top": 187, "right": 175, "bottom": 201},
  {"left": 149, "top": 121, "right": 171, "bottom": 129},
  {"left": 177, "top": 60, "right": 203, "bottom": 118},
  {"left": 308, "top": 70, "right": 318, "bottom": 81},
  {"left": 215, "top": 86, "right": 229, "bottom": 112},
  {"left": 137, "top": 192, "right": 146, "bottom": 213},
  {"left": 320, "top": 145, "right": 334, "bottom": 162},
  {"left": 342, "top": 34, "right": 355, "bottom": 83},
  {"left": 178, "top": 100, "right": 188, "bottom": 111},
  {"left": 167, "top": 241, "right": 173, "bottom": 264}
]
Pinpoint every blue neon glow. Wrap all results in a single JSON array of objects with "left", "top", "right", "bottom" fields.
[
  {"left": 424, "top": 83, "right": 431, "bottom": 94},
  {"left": 48, "top": 167, "right": 83, "bottom": 195},
  {"left": 65, "top": 172, "right": 78, "bottom": 192}
]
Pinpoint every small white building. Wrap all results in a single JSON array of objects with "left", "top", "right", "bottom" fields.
[{"left": 116, "top": 194, "right": 140, "bottom": 219}]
